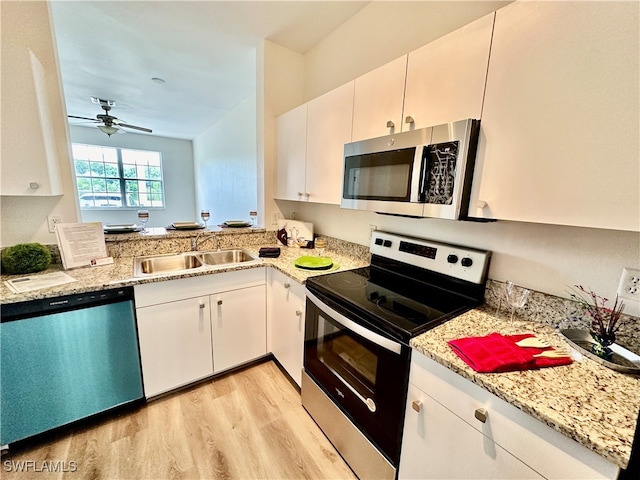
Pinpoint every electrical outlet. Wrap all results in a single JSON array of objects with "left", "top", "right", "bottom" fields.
[
  {"left": 47, "top": 215, "right": 62, "bottom": 233},
  {"left": 369, "top": 224, "right": 377, "bottom": 239},
  {"left": 617, "top": 267, "right": 640, "bottom": 301},
  {"left": 271, "top": 212, "right": 279, "bottom": 225}
]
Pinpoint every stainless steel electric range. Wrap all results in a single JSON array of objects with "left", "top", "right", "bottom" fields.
[{"left": 302, "top": 231, "right": 491, "bottom": 480}]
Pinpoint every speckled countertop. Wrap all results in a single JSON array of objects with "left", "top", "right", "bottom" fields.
[
  {"left": 0, "top": 230, "right": 369, "bottom": 304},
  {"left": 411, "top": 308, "right": 640, "bottom": 470}
]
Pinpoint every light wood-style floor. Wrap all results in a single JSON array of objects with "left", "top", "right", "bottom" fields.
[{"left": 2, "top": 360, "right": 358, "bottom": 480}]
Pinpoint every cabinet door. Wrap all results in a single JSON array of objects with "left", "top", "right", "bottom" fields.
[
  {"left": 399, "top": 383, "right": 543, "bottom": 480},
  {"left": 276, "top": 103, "right": 307, "bottom": 201},
  {"left": 136, "top": 297, "right": 213, "bottom": 398},
  {"left": 1, "top": 44, "right": 63, "bottom": 196},
  {"left": 211, "top": 284, "right": 267, "bottom": 373},
  {"left": 469, "top": 2, "right": 639, "bottom": 231},
  {"left": 305, "top": 81, "right": 354, "bottom": 204},
  {"left": 403, "top": 12, "right": 494, "bottom": 131},
  {"left": 267, "top": 269, "right": 305, "bottom": 386},
  {"left": 352, "top": 55, "right": 407, "bottom": 141}
]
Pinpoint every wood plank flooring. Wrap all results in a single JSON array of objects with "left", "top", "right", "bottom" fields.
[{"left": 2, "top": 361, "right": 358, "bottom": 480}]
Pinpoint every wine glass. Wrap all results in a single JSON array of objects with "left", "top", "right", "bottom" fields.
[
  {"left": 505, "top": 281, "right": 530, "bottom": 322},
  {"left": 314, "top": 237, "right": 327, "bottom": 257},
  {"left": 137, "top": 209, "right": 149, "bottom": 233},
  {"left": 200, "top": 209, "right": 210, "bottom": 229},
  {"left": 249, "top": 211, "right": 257, "bottom": 227}
]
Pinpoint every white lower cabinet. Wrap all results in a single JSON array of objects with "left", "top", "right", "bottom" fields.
[
  {"left": 134, "top": 269, "right": 266, "bottom": 398},
  {"left": 400, "top": 382, "right": 541, "bottom": 479},
  {"left": 211, "top": 284, "right": 267, "bottom": 373},
  {"left": 267, "top": 268, "right": 305, "bottom": 386},
  {"left": 399, "top": 352, "right": 619, "bottom": 480},
  {"left": 136, "top": 296, "right": 214, "bottom": 398}
]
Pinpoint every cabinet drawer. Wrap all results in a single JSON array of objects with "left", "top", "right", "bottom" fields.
[
  {"left": 134, "top": 267, "right": 265, "bottom": 307},
  {"left": 410, "top": 352, "right": 618, "bottom": 479}
]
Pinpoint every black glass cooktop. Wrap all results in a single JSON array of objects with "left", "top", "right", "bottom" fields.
[{"left": 306, "top": 265, "right": 477, "bottom": 342}]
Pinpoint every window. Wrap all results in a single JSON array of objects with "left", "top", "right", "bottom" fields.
[{"left": 72, "top": 144, "right": 165, "bottom": 209}]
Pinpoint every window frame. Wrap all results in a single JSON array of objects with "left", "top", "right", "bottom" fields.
[{"left": 72, "top": 143, "right": 166, "bottom": 211}]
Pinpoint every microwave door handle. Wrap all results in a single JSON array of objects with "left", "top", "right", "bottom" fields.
[
  {"left": 418, "top": 145, "right": 430, "bottom": 202},
  {"left": 306, "top": 290, "right": 402, "bottom": 355}
]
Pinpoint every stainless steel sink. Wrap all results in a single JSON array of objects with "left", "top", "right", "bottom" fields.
[
  {"left": 199, "top": 249, "right": 256, "bottom": 266},
  {"left": 133, "top": 249, "right": 259, "bottom": 277},
  {"left": 135, "top": 252, "right": 203, "bottom": 276}
]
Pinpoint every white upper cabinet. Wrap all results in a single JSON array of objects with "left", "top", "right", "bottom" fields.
[
  {"left": 276, "top": 104, "right": 307, "bottom": 201},
  {"left": 1, "top": 44, "right": 63, "bottom": 196},
  {"left": 469, "top": 2, "right": 640, "bottom": 231},
  {"left": 276, "top": 82, "right": 354, "bottom": 205},
  {"left": 402, "top": 12, "right": 495, "bottom": 131},
  {"left": 305, "top": 81, "right": 354, "bottom": 205},
  {"left": 352, "top": 55, "right": 408, "bottom": 141}
]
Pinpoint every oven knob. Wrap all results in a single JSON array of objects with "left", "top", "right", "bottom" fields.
[
  {"left": 383, "top": 240, "right": 392, "bottom": 247},
  {"left": 374, "top": 238, "right": 383, "bottom": 245},
  {"left": 447, "top": 254, "right": 458, "bottom": 264},
  {"left": 461, "top": 257, "right": 473, "bottom": 267}
]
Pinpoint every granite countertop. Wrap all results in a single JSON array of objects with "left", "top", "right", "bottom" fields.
[
  {"left": 0, "top": 243, "right": 368, "bottom": 304},
  {"left": 410, "top": 308, "right": 640, "bottom": 470}
]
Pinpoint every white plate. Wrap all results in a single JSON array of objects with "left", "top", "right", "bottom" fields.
[{"left": 172, "top": 222, "right": 203, "bottom": 229}]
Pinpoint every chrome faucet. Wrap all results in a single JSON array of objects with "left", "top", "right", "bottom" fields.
[{"left": 191, "top": 232, "right": 219, "bottom": 251}]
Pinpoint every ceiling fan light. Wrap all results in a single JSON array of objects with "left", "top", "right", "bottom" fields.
[{"left": 98, "top": 125, "right": 119, "bottom": 136}]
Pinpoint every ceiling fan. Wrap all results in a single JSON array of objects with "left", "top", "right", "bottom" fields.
[{"left": 68, "top": 98, "right": 152, "bottom": 136}]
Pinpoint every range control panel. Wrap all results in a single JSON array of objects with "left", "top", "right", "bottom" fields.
[{"left": 370, "top": 231, "right": 490, "bottom": 284}]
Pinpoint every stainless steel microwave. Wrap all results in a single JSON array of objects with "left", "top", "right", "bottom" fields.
[{"left": 341, "top": 119, "right": 480, "bottom": 219}]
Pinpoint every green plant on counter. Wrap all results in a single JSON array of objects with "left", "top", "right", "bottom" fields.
[{"left": 1, "top": 243, "right": 52, "bottom": 275}]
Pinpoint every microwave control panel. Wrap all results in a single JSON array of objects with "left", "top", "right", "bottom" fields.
[{"left": 370, "top": 231, "right": 490, "bottom": 284}]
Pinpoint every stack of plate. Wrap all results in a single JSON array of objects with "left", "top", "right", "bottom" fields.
[
  {"left": 104, "top": 224, "right": 139, "bottom": 233},
  {"left": 223, "top": 220, "right": 251, "bottom": 228},
  {"left": 170, "top": 222, "right": 204, "bottom": 230},
  {"left": 294, "top": 256, "right": 334, "bottom": 270}
]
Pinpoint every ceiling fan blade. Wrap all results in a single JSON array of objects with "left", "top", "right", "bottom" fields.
[
  {"left": 118, "top": 123, "right": 152, "bottom": 133},
  {"left": 68, "top": 115, "right": 98, "bottom": 122}
]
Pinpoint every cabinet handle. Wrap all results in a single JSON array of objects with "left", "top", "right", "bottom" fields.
[
  {"left": 474, "top": 408, "right": 488, "bottom": 423},
  {"left": 386, "top": 120, "right": 395, "bottom": 128},
  {"left": 412, "top": 400, "right": 422, "bottom": 412},
  {"left": 476, "top": 200, "right": 488, "bottom": 209},
  {"left": 298, "top": 192, "right": 304, "bottom": 197},
  {"left": 217, "top": 300, "right": 223, "bottom": 306},
  {"left": 199, "top": 303, "right": 205, "bottom": 309},
  {"left": 29, "top": 182, "right": 40, "bottom": 190},
  {"left": 405, "top": 116, "right": 415, "bottom": 124},
  {"left": 295, "top": 310, "right": 303, "bottom": 316},
  {"left": 284, "top": 283, "right": 291, "bottom": 289}
]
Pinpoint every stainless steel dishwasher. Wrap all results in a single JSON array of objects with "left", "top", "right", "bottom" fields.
[{"left": 1, "top": 286, "right": 144, "bottom": 447}]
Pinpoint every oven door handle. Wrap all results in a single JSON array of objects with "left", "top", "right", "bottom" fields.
[{"left": 306, "top": 290, "right": 402, "bottom": 355}]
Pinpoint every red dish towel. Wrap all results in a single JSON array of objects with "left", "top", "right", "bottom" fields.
[{"left": 447, "top": 333, "right": 572, "bottom": 373}]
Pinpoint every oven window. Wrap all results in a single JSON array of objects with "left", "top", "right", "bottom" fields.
[
  {"left": 343, "top": 148, "right": 415, "bottom": 201},
  {"left": 318, "top": 315, "right": 378, "bottom": 397}
]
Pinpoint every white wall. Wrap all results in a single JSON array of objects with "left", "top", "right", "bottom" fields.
[
  {"left": 0, "top": 1, "right": 79, "bottom": 247},
  {"left": 265, "top": 1, "right": 640, "bottom": 315},
  {"left": 193, "top": 95, "right": 258, "bottom": 226},
  {"left": 70, "top": 126, "right": 195, "bottom": 228}
]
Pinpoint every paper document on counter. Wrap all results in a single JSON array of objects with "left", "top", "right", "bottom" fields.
[
  {"left": 5, "top": 271, "right": 77, "bottom": 294},
  {"left": 55, "top": 222, "right": 110, "bottom": 269}
]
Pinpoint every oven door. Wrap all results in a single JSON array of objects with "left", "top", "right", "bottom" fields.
[{"left": 304, "top": 290, "right": 411, "bottom": 465}]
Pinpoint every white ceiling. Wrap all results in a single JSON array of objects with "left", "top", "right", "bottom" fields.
[{"left": 51, "top": 1, "right": 368, "bottom": 140}]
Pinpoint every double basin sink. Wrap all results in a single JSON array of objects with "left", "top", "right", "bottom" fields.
[{"left": 133, "top": 249, "right": 259, "bottom": 277}]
